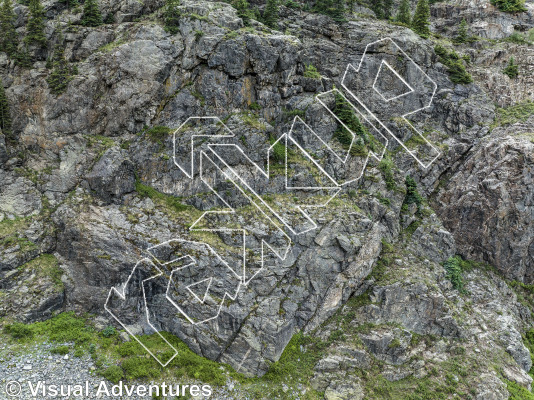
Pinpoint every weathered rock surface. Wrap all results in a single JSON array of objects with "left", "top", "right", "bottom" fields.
[{"left": 435, "top": 119, "right": 534, "bottom": 283}]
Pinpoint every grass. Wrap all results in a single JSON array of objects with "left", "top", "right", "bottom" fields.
[
  {"left": 145, "top": 125, "right": 172, "bottom": 143},
  {"left": 18, "top": 254, "right": 64, "bottom": 291},
  {"left": 492, "top": 101, "right": 534, "bottom": 128},
  {"left": 135, "top": 179, "right": 191, "bottom": 213},
  {"left": 506, "top": 379, "right": 534, "bottom": 400},
  {"left": 1, "top": 312, "right": 325, "bottom": 398}
]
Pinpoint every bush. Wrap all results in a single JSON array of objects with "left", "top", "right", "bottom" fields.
[
  {"left": 503, "top": 57, "right": 519, "bottom": 79},
  {"left": 101, "top": 326, "right": 117, "bottom": 338},
  {"left": 4, "top": 322, "right": 34, "bottom": 339},
  {"left": 490, "top": 0, "right": 526, "bottom": 13},
  {"left": 303, "top": 64, "right": 321, "bottom": 80},
  {"left": 163, "top": 0, "right": 181, "bottom": 34},
  {"left": 404, "top": 176, "right": 422, "bottom": 209},
  {"left": 81, "top": 0, "right": 102, "bottom": 27},
  {"left": 442, "top": 256, "right": 473, "bottom": 293},
  {"left": 50, "top": 345, "right": 70, "bottom": 355},
  {"left": 378, "top": 157, "right": 395, "bottom": 190},
  {"left": 269, "top": 134, "right": 286, "bottom": 164},
  {"left": 102, "top": 365, "right": 124, "bottom": 383},
  {"left": 434, "top": 45, "right": 473, "bottom": 85}
]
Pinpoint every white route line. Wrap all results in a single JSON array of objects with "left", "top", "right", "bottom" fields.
[{"left": 105, "top": 37, "right": 441, "bottom": 366}]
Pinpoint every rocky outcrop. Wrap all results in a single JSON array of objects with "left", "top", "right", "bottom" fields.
[{"left": 435, "top": 119, "right": 534, "bottom": 283}]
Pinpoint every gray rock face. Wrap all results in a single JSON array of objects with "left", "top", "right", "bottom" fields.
[
  {"left": 435, "top": 122, "right": 534, "bottom": 283},
  {"left": 1, "top": 0, "right": 533, "bottom": 391},
  {"left": 86, "top": 147, "right": 136, "bottom": 204},
  {"left": 431, "top": 0, "right": 534, "bottom": 40}
]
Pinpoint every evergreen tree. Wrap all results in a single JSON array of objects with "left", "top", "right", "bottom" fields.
[
  {"left": 383, "top": 0, "right": 393, "bottom": 18},
  {"left": 411, "top": 0, "right": 430, "bottom": 38},
  {"left": 24, "top": 0, "right": 47, "bottom": 48},
  {"left": 455, "top": 18, "right": 468, "bottom": 43},
  {"left": 81, "top": 0, "right": 102, "bottom": 27},
  {"left": 232, "top": 0, "right": 254, "bottom": 26},
  {"left": 396, "top": 0, "right": 411, "bottom": 25},
  {"left": 313, "top": 0, "right": 330, "bottom": 14},
  {"left": 46, "top": 32, "right": 77, "bottom": 94},
  {"left": 263, "top": 0, "right": 279, "bottom": 28},
  {"left": 163, "top": 0, "right": 181, "bottom": 34},
  {"left": 330, "top": 0, "right": 345, "bottom": 22},
  {"left": 371, "top": 0, "right": 383, "bottom": 19},
  {"left": 503, "top": 57, "right": 519, "bottom": 78},
  {"left": 0, "top": 0, "right": 18, "bottom": 56},
  {"left": 0, "top": 79, "right": 12, "bottom": 138},
  {"left": 490, "top": 0, "right": 526, "bottom": 13}
]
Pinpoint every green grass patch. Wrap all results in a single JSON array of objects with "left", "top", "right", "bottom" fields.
[
  {"left": 18, "top": 254, "right": 64, "bottom": 291},
  {"left": 492, "top": 101, "right": 534, "bottom": 128},
  {"left": 135, "top": 179, "right": 191, "bottom": 213},
  {"left": 145, "top": 126, "right": 172, "bottom": 143},
  {"left": 506, "top": 379, "right": 534, "bottom": 400}
]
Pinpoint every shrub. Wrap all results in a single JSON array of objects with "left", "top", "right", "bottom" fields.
[
  {"left": 378, "top": 156, "right": 395, "bottom": 190},
  {"left": 503, "top": 57, "right": 519, "bottom": 79},
  {"left": 145, "top": 125, "right": 172, "bottom": 143},
  {"left": 51, "top": 345, "right": 70, "bottom": 355},
  {"left": 4, "top": 322, "right": 34, "bottom": 339},
  {"left": 102, "top": 365, "right": 124, "bottom": 383},
  {"left": 101, "top": 326, "right": 116, "bottom": 338},
  {"left": 434, "top": 45, "right": 473, "bottom": 85},
  {"left": 163, "top": 0, "right": 181, "bottom": 34},
  {"left": 269, "top": 134, "right": 286, "bottom": 164},
  {"left": 490, "top": 0, "right": 526, "bottom": 13},
  {"left": 404, "top": 176, "right": 422, "bottom": 209},
  {"left": 303, "top": 64, "right": 321, "bottom": 80}
]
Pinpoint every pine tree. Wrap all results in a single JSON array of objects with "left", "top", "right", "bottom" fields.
[
  {"left": 0, "top": 79, "right": 12, "bottom": 138},
  {"left": 383, "top": 0, "right": 393, "bottom": 18},
  {"left": 163, "top": 0, "right": 181, "bottom": 34},
  {"left": 411, "top": 0, "right": 430, "bottom": 38},
  {"left": 503, "top": 57, "right": 519, "bottom": 78},
  {"left": 313, "top": 0, "right": 332, "bottom": 15},
  {"left": 81, "top": 0, "right": 102, "bottom": 27},
  {"left": 46, "top": 32, "right": 77, "bottom": 94},
  {"left": 0, "top": 0, "right": 18, "bottom": 56},
  {"left": 263, "top": 0, "right": 279, "bottom": 28},
  {"left": 396, "top": 0, "right": 411, "bottom": 25},
  {"left": 371, "top": 0, "right": 384, "bottom": 19},
  {"left": 490, "top": 0, "right": 526, "bottom": 13},
  {"left": 24, "top": 0, "right": 47, "bottom": 48},
  {"left": 455, "top": 18, "right": 468, "bottom": 43},
  {"left": 330, "top": 0, "right": 345, "bottom": 22}
]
